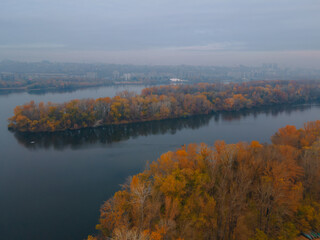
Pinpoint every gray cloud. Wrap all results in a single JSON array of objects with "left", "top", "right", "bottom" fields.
[{"left": 0, "top": 0, "right": 320, "bottom": 66}]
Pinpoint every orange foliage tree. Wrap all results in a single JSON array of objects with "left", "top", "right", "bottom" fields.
[
  {"left": 8, "top": 80, "right": 320, "bottom": 132},
  {"left": 89, "top": 120, "right": 320, "bottom": 240}
]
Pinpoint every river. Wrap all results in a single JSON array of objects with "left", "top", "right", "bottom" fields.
[{"left": 0, "top": 85, "right": 320, "bottom": 240}]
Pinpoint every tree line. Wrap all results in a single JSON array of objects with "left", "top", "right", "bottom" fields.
[
  {"left": 0, "top": 77, "right": 112, "bottom": 92},
  {"left": 88, "top": 120, "right": 320, "bottom": 240},
  {"left": 13, "top": 104, "right": 313, "bottom": 151},
  {"left": 8, "top": 80, "right": 320, "bottom": 132}
]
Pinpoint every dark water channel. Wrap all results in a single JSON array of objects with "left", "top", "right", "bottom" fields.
[{"left": 0, "top": 85, "right": 320, "bottom": 240}]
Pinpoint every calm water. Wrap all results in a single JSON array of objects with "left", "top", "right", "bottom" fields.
[{"left": 1, "top": 86, "right": 320, "bottom": 240}]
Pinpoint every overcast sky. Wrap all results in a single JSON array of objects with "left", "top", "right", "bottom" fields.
[{"left": 1, "top": 0, "right": 320, "bottom": 67}]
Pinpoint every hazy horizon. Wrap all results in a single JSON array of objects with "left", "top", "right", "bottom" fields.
[{"left": 1, "top": 0, "right": 320, "bottom": 67}]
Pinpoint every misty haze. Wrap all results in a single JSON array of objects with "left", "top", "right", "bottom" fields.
[
  {"left": 1, "top": 0, "right": 320, "bottom": 67},
  {"left": 1, "top": 1, "right": 320, "bottom": 240}
]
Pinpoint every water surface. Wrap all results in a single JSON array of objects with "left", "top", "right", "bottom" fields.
[{"left": 0, "top": 85, "right": 319, "bottom": 240}]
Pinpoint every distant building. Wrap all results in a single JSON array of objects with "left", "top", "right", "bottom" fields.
[
  {"left": 112, "top": 71, "right": 120, "bottom": 80},
  {"left": 123, "top": 73, "right": 131, "bottom": 81},
  {"left": 86, "top": 72, "right": 97, "bottom": 79},
  {"left": 0, "top": 72, "right": 14, "bottom": 81},
  {"left": 262, "top": 63, "right": 278, "bottom": 70},
  {"left": 170, "top": 78, "right": 184, "bottom": 82}
]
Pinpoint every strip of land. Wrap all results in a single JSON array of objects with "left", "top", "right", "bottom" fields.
[{"left": 8, "top": 80, "right": 320, "bottom": 132}]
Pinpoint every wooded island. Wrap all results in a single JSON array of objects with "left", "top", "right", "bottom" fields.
[{"left": 8, "top": 80, "right": 320, "bottom": 132}]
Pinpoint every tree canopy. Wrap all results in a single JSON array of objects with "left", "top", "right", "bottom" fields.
[
  {"left": 89, "top": 120, "right": 320, "bottom": 240},
  {"left": 8, "top": 80, "right": 320, "bottom": 132}
]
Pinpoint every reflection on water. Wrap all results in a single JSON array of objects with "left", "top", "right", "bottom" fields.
[
  {"left": 13, "top": 115, "right": 213, "bottom": 150},
  {"left": 0, "top": 84, "right": 159, "bottom": 96},
  {"left": 220, "top": 103, "right": 313, "bottom": 121},
  {"left": 0, "top": 87, "right": 91, "bottom": 96},
  {"left": 13, "top": 104, "right": 313, "bottom": 150},
  {"left": 3, "top": 99, "right": 320, "bottom": 240}
]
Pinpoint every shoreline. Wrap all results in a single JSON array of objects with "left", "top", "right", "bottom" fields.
[{"left": 8, "top": 101, "right": 318, "bottom": 133}]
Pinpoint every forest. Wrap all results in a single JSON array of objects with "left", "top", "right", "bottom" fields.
[
  {"left": 88, "top": 120, "right": 320, "bottom": 240},
  {"left": 12, "top": 104, "right": 312, "bottom": 151},
  {"left": 8, "top": 80, "right": 320, "bottom": 132}
]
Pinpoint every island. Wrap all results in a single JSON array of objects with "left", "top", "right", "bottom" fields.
[{"left": 8, "top": 80, "right": 320, "bottom": 132}]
